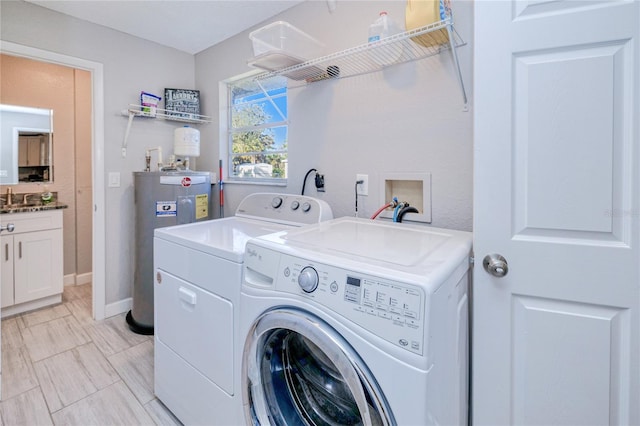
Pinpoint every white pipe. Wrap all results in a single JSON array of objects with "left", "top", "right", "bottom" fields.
[{"left": 145, "top": 146, "right": 164, "bottom": 171}]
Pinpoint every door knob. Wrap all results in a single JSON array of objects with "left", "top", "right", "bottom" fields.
[
  {"left": 483, "top": 253, "right": 509, "bottom": 277},
  {"left": 0, "top": 223, "right": 15, "bottom": 233}
]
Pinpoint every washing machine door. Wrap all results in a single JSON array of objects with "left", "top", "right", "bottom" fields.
[{"left": 242, "top": 308, "right": 394, "bottom": 426}]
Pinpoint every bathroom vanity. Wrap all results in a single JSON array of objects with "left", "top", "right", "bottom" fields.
[{"left": 0, "top": 207, "right": 65, "bottom": 317}]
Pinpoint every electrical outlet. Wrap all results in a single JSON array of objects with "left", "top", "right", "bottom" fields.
[
  {"left": 356, "top": 174, "right": 368, "bottom": 196},
  {"left": 315, "top": 173, "right": 325, "bottom": 192}
]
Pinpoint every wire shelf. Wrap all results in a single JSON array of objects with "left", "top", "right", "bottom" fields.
[
  {"left": 252, "top": 19, "right": 465, "bottom": 85},
  {"left": 124, "top": 104, "right": 211, "bottom": 124},
  {"left": 120, "top": 105, "right": 211, "bottom": 158}
]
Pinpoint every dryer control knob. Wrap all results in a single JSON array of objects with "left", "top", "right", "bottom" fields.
[
  {"left": 271, "top": 197, "right": 283, "bottom": 208},
  {"left": 298, "top": 266, "right": 319, "bottom": 293}
]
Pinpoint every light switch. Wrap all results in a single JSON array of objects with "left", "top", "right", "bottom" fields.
[{"left": 108, "top": 172, "right": 121, "bottom": 188}]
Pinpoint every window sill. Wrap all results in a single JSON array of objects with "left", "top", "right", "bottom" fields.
[{"left": 224, "top": 179, "right": 287, "bottom": 187}]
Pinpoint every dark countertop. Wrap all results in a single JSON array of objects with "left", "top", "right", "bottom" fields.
[{"left": 0, "top": 202, "right": 68, "bottom": 214}]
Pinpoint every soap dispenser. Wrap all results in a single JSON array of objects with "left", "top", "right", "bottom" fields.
[{"left": 41, "top": 185, "right": 52, "bottom": 204}]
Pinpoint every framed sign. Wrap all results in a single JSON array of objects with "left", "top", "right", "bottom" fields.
[{"left": 164, "top": 88, "right": 200, "bottom": 119}]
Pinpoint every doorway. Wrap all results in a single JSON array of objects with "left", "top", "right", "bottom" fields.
[{"left": 1, "top": 40, "right": 106, "bottom": 320}]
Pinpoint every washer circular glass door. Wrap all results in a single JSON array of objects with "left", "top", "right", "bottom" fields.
[{"left": 242, "top": 308, "right": 394, "bottom": 426}]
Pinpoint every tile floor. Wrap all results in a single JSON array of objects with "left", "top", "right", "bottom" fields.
[{"left": 0, "top": 284, "right": 182, "bottom": 425}]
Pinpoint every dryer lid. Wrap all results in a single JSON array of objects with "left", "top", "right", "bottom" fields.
[{"left": 155, "top": 216, "right": 293, "bottom": 262}]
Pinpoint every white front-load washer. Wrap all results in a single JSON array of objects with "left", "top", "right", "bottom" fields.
[
  {"left": 153, "top": 193, "right": 332, "bottom": 426},
  {"left": 240, "top": 217, "right": 472, "bottom": 425}
]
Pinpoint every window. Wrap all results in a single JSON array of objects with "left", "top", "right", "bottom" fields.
[{"left": 227, "top": 76, "right": 288, "bottom": 181}]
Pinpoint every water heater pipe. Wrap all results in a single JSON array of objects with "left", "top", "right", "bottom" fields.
[{"left": 145, "top": 146, "right": 163, "bottom": 171}]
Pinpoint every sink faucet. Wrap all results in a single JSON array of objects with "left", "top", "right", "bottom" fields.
[
  {"left": 22, "top": 193, "right": 29, "bottom": 204},
  {"left": 5, "top": 187, "right": 13, "bottom": 206}
]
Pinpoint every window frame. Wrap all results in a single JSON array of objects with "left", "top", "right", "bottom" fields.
[{"left": 223, "top": 74, "right": 288, "bottom": 184}]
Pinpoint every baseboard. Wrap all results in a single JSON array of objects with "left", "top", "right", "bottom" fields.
[
  {"left": 64, "top": 274, "right": 76, "bottom": 286},
  {"left": 105, "top": 297, "right": 132, "bottom": 318},
  {"left": 64, "top": 272, "right": 94, "bottom": 286},
  {"left": 76, "top": 272, "right": 92, "bottom": 285}
]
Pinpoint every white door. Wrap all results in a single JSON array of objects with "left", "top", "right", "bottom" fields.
[{"left": 473, "top": 1, "right": 639, "bottom": 425}]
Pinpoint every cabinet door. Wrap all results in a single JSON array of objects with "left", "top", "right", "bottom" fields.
[
  {"left": 18, "top": 138, "right": 29, "bottom": 167},
  {"left": 27, "top": 137, "right": 42, "bottom": 166},
  {"left": 1, "top": 235, "right": 14, "bottom": 308},
  {"left": 13, "top": 229, "right": 63, "bottom": 304},
  {"left": 18, "top": 136, "right": 42, "bottom": 166},
  {"left": 42, "top": 136, "right": 49, "bottom": 166}
]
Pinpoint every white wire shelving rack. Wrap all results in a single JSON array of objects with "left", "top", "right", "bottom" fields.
[
  {"left": 120, "top": 104, "right": 211, "bottom": 158},
  {"left": 122, "top": 104, "right": 211, "bottom": 124},
  {"left": 249, "top": 19, "right": 468, "bottom": 107}
]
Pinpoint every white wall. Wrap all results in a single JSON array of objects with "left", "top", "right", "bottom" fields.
[
  {"left": 196, "top": 0, "right": 473, "bottom": 230},
  {"left": 1, "top": 1, "right": 197, "bottom": 305}
]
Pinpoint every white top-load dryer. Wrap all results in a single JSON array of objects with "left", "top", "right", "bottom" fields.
[
  {"left": 153, "top": 193, "right": 332, "bottom": 426},
  {"left": 240, "top": 217, "right": 472, "bottom": 425}
]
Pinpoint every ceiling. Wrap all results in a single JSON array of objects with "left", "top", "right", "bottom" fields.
[{"left": 25, "top": 0, "right": 307, "bottom": 55}]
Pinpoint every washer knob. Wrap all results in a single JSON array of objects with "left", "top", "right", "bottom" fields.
[
  {"left": 291, "top": 201, "right": 300, "bottom": 210},
  {"left": 302, "top": 202, "right": 311, "bottom": 212},
  {"left": 298, "top": 266, "right": 319, "bottom": 293},
  {"left": 271, "top": 197, "right": 283, "bottom": 208}
]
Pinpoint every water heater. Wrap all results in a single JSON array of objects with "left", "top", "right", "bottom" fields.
[{"left": 127, "top": 170, "right": 211, "bottom": 335}]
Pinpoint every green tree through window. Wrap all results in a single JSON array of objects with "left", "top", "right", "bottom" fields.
[{"left": 228, "top": 78, "right": 287, "bottom": 180}]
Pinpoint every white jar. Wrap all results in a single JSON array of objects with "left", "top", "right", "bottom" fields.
[{"left": 174, "top": 126, "right": 200, "bottom": 157}]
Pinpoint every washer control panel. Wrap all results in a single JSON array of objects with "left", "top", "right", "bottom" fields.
[
  {"left": 235, "top": 193, "right": 333, "bottom": 225},
  {"left": 245, "top": 244, "right": 425, "bottom": 355}
]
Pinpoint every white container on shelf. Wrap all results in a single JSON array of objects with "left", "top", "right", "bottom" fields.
[
  {"left": 367, "top": 11, "right": 404, "bottom": 66},
  {"left": 368, "top": 11, "right": 398, "bottom": 42},
  {"left": 250, "top": 21, "right": 324, "bottom": 61},
  {"left": 174, "top": 126, "right": 200, "bottom": 157}
]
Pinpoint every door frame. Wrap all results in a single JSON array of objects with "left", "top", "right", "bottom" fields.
[{"left": 1, "top": 40, "right": 106, "bottom": 320}]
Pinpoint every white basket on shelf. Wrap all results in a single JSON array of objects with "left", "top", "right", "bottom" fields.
[{"left": 250, "top": 21, "right": 324, "bottom": 59}]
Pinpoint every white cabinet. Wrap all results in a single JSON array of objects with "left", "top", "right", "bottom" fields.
[{"left": 0, "top": 210, "right": 63, "bottom": 316}]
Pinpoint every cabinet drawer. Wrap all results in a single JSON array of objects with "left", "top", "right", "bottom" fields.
[{"left": 0, "top": 210, "right": 62, "bottom": 234}]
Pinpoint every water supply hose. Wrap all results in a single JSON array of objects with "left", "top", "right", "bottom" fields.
[
  {"left": 397, "top": 206, "right": 419, "bottom": 223},
  {"left": 393, "top": 202, "right": 407, "bottom": 222},
  {"left": 371, "top": 198, "right": 398, "bottom": 220}
]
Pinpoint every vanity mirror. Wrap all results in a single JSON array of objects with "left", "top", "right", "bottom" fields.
[{"left": 0, "top": 104, "right": 53, "bottom": 185}]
